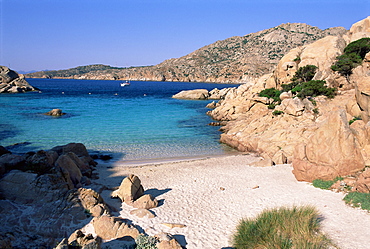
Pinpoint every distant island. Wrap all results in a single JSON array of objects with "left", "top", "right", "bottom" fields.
[{"left": 26, "top": 23, "right": 346, "bottom": 84}]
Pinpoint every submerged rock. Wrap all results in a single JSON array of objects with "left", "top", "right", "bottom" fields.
[{"left": 45, "top": 108, "right": 66, "bottom": 116}]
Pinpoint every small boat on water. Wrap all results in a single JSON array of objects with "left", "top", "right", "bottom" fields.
[{"left": 120, "top": 80, "right": 130, "bottom": 87}]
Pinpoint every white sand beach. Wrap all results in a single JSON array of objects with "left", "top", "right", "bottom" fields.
[{"left": 91, "top": 154, "right": 370, "bottom": 249}]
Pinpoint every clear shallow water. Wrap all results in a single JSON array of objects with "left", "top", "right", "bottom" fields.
[{"left": 0, "top": 79, "right": 238, "bottom": 161}]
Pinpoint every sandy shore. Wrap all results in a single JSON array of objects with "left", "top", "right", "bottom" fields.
[{"left": 90, "top": 154, "right": 370, "bottom": 249}]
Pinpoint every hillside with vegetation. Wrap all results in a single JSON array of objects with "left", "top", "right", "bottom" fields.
[{"left": 26, "top": 23, "right": 347, "bottom": 83}]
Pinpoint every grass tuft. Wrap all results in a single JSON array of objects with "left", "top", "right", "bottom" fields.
[
  {"left": 232, "top": 205, "right": 336, "bottom": 249},
  {"left": 343, "top": 192, "right": 370, "bottom": 211}
]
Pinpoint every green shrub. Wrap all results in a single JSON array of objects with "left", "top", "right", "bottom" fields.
[
  {"left": 343, "top": 192, "right": 370, "bottom": 211},
  {"left": 259, "top": 88, "right": 282, "bottom": 103},
  {"left": 331, "top": 53, "right": 362, "bottom": 76},
  {"left": 291, "top": 84, "right": 303, "bottom": 95},
  {"left": 268, "top": 103, "right": 277, "bottom": 109},
  {"left": 281, "top": 82, "right": 299, "bottom": 92},
  {"left": 272, "top": 110, "right": 284, "bottom": 116},
  {"left": 344, "top": 37, "right": 370, "bottom": 59},
  {"left": 309, "top": 98, "right": 317, "bottom": 106},
  {"left": 232, "top": 206, "right": 335, "bottom": 249},
  {"left": 296, "top": 80, "right": 336, "bottom": 99},
  {"left": 331, "top": 38, "right": 370, "bottom": 76},
  {"left": 135, "top": 234, "right": 158, "bottom": 249}
]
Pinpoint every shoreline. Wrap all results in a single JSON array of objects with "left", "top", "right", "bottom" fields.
[
  {"left": 90, "top": 153, "right": 370, "bottom": 249},
  {"left": 100, "top": 150, "right": 247, "bottom": 168}
]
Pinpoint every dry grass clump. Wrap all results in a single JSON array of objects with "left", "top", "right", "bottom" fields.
[{"left": 232, "top": 205, "right": 336, "bottom": 249}]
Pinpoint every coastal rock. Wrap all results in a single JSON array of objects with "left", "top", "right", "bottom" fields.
[
  {"left": 92, "top": 215, "right": 140, "bottom": 240},
  {"left": 0, "top": 143, "right": 99, "bottom": 248},
  {"left": 0, "top": 146, "right": 10, "bottom": 156},
  {"left": 250, "top": 158, "right": 274, "bottom": 167},
  {"left": 354, "top": 168, "right": 370, "bottom": 193},
  {"left": 130, "top": 208, "right": 156, "bottom": 218},
  {"left": 155, "top": 233, "right": 182, "bottom": 249},
  {"left": 0, "top": 153, "right": 25, "bottom": 174},
  {"left": 67, "top": 230, "right": 102, "bottom": 249},
  {"left": 45, "top": 108, "right": 66, "bottom": 116},
  {"left": 51, "top": 142, "right": 97, "bottom": 167},
  {"left": 172, "top": 89, "right": 209, "bottom": 100},
  {"left": 25, "top": 150, "right": 58, "bottom": 174},
  {"left": 0, "top": 66, "right": 38, "bottom": 93},
  {"left": 55, "top": 153, "right": 83, "bottom": 187},
  {"left": 77, "top": 188, "right": 111, "bottom": 217},
  {"left": 205, "top": 17, "right": 370, "bottom": 184},
  {"left": 0, "top": 170, "right": 39, "bottom": 204},
  {"left": 111, "top": 174, "right": 144, "bottom": 203},
  {"left": 208, "top": 87, "right": 233, "bottom": 100},
  {"left": 132, "top": 194, "right": 158, "bottom": 209},
  {"left": 275, "top": 97, "right": 305, "bottom": 116},
  {"left": 206, "top": 101, "right": 218, "bottom": 109},
  {"left": 292, "top": 110, "right": 365, "bottom": 181},
  {"left": 353, "top": 52, "right": 370, "bottom": 122}
]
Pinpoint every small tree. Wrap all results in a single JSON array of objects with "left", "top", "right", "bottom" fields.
[
  {"left": 331, "top": 53, "right": 362, "bottom": 76},
  {"left": 291, "top": 64, "right": 318, "bottom": 83},
  {"left": 282, "top": 65, "right": 318, "bottom": 92},
  {"left": 344, "top": 37, "right": 370, "bottom": 59},
  {"left": 331, "top": 37, "right": 370, "bottom": 77}
]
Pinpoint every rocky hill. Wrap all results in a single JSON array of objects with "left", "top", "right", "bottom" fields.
[
  {"left": 26, "top": 64, "right": 123, "bottom": 79},
  {"left": 26, "top": 23, "right": 347, "bottom": 83}
]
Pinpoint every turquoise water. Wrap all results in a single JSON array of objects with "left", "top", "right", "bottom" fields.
[{"left": 0, "top": 79, "right": 238, "bottom": 161}]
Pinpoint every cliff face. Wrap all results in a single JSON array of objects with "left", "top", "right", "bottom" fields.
[
  {"left": 0, "top": 66, "right": 38, "bottom": 93},
  {"left": 207, "top": 16, "right": 370, "bottom": 184},
  {"left": 26, "top": 23, "right": 347, "bottom": 83}
]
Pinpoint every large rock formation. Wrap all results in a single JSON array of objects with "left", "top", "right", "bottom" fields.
[
  {"left": 292, "top": 110, "right": 365, "bottom": 181},
  {"left": 26, "top": 23, "right": 347, "bottom": 84},
  {"left": 172, "top": 87, "right": 232, "bottom": 100},
  {"left": 0, "top": 143, "right": 103, "bottom": 248},
  {"left": 207, "top": 16, "right": 370, "bottom": 183},
  {"left": 0, "top": 66, "right": 38, "bottom": 93}
]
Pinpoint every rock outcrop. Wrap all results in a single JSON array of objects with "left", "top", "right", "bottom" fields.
[
  {"left": 0, "top": 143, "right": 104, "bottom": 248},
  {"left": 292, "top": 110, "right": 365, "bottom": 181},
  {"left": 112, "top": 174, "right": 159, "bottom": 210},
  {"left": 172, "top": 89, "right": 210, "bottom": 100},
  {"left": 111, "top": 174, "right": 145, "bottom": 203},
  {"left": 172, "top": 87, "right": 232, "bottom": 100},
  {"left": 92, "top": 216, "right": 140, "bottom": 241},
  {"left": 0, "top": 66, "right": 38, "bottom": 93},
  {"left": 207, "top": 16, "right": 370, "bottom": 184}
]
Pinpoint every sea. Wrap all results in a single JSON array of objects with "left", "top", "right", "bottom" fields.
[{"left": 0, "top": 79, "right": 239, "bottom": 163}]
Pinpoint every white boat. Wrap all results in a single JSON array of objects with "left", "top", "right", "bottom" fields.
[{"left": 120, "top": 80, "right": 131, "bottom": 87}]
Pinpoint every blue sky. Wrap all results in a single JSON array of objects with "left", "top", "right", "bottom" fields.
[{"left": 0, "top": 0, "right": 369, "bottom": 72}]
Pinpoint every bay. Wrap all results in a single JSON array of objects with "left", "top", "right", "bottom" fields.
[{"left": 0, "top": 79, "right": 239, "bottom": 162}]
